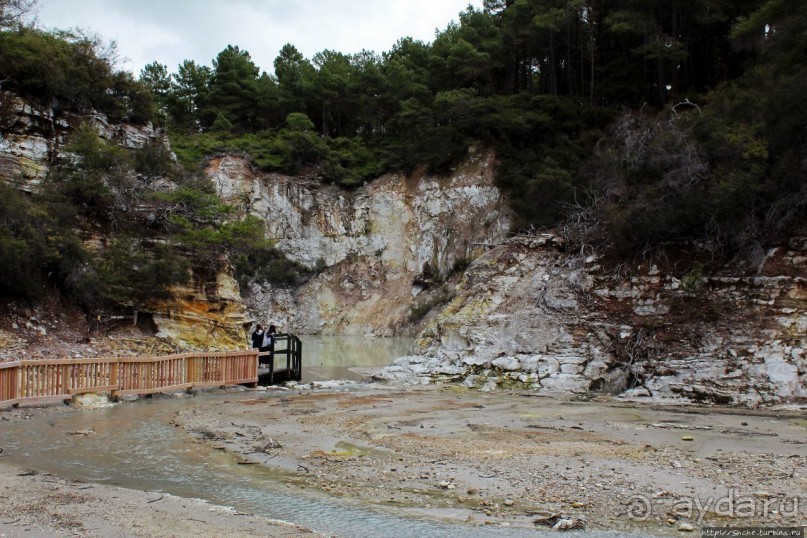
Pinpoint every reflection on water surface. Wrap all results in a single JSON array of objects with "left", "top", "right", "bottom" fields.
[{"left": 299, "top": 335, "right": 412, "bottom": 382}]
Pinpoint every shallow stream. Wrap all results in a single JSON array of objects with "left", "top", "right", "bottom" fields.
[{"left": 0, "top": 337, "right": 648, "bottom": 538}]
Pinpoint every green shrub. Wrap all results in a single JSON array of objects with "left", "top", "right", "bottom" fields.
[
  {"left": 681, "top": 264, "right": 705, "bottom": 294},
  {"left": 168, "top": 130, "right": 230, "bottom": 170},
  {"left": 51, "top": 125, "right": 132, "bottom": 220},
  {"left": 226, "top": 215, "right": 312, "bottom": 287},
  {"left": 285, "top": 112, "right": 315, "bottom": 132},
  {"left": 409, "top": 286, "right": 455, "bottom": 322},
  {"left": 210, "top": 112, "right": 233, "bottom": 132},
  {"left": 133, "top": 139, "right": 174, "bottom": 178},
  {"left": 95, "top": 237, "right": 190, "bottom": 304},
  {"left": 148, "top": 186, "right": 232, "bottom": 227},
  {"left": 451, "top": 257, "right": 471, "bottom": 274},
  {"left": 321, "top": 137, "right": 384, "bottom": 187},
  {"left": 0, "top": 183, "right": 87, "bottom": 301},
  {"left": 0, "top": 27, "right": 154, "bottom": 122}
]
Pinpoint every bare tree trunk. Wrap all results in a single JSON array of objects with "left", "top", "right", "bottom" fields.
[{"left": 0, "top": 0, "right": 39, "bottom": 28}]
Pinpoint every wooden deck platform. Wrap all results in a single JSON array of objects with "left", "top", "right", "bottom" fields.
[
  {"left": 256, "top": 333, "right": 302, "bottom": 385},
  {"left": 1, "top": 334, "right": 304, "bottom": 408}
]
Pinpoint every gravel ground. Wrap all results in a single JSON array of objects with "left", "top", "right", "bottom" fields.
[
  {"left": 1, "top": 384, "right": 805, "bottom": 536},
  {"left": 3, "top": 282, "right": 804, "bottom": 535},
  {"left": 172, "top": 385, "right": 807, "bottom": 536}
]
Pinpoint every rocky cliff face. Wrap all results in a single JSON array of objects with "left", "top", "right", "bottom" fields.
[
  {"left": 0, "top": 91, "right": 164, "bottom": 190},
  {"left": 0, "top": 92, "right": 250, "bottom": 351},
  {"left": 149, "top": 270, "right": 251, "bottom": 351},
  {"left": 207, "top": 152, "right": 513, "bottom": 335},
  {"left": 5, "top": 90, "right": 804, "bottom": 403},
  {"left": 377, "top": 234, "right": 806, "bottom": 407}
]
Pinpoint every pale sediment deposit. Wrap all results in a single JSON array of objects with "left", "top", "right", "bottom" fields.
[
  {"left": 208, "top": 152, "right": 512, "bottom": 336},
  {"left": 170, "top": 385, "right": 806, "bottom": 536}
]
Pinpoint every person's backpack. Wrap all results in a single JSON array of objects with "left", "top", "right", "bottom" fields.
[{"left": 251, "top": 329, "right": 264, "bottom": 349}]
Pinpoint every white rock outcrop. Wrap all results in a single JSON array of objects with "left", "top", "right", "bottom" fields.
[
  {"left": 0, "top": 91, "right": 167, "bottom": 191},
  {"left": 376, "top": 234, "right": 807, "bottom": 407},
  {"left": 207, "top": 152, "right": 513, "bottom": 335}
]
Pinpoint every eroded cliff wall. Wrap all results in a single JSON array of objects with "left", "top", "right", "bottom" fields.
[
  {"left": 207, "top": 152, "right": 513, "bottom": 335},
  {"left": 0, "top": 91, "right": 163, "bottom": 190},
  {"left": 378, "top": 235, "right": 806, "bottom": 407},
  {"left": 0, "top": 92, "right": 250, "bottom": 351}
]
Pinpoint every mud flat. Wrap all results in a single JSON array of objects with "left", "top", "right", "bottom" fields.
[
  {"left": 1, "top": 385, "right": 805, "bottom": 536},
  {"left": 173, "top": 385, "right": 807, "bottom": 536}
]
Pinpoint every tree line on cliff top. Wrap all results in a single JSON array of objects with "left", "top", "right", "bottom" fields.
[
  {"left": 1, "top": 0, "right": 806, "bottom": 309},
  {"left": 141, "top": 0, "right": 806, "bottom": 258}
]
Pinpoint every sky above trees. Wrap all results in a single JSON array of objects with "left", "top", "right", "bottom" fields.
[{"left": 33, "top": 0, "right": 483, "bottom": 74}]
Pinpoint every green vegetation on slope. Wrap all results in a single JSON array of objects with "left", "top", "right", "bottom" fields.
[
  {"left": 1, "top": 0, "right": 806, "bottom": 314},
  {"left": 0, "top": 123, "right": 311, "bottom": 308},
  {"left": 141, "top": 0, "right": 805, "bottom": 258},
  {"left": 0, "top": 26, "right": 155, "bottom": 123},
  {"left": 0, "top": 1, "right": 312, "bottom": 310}
]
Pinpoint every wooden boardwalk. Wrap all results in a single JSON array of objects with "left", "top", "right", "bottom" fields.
[
  {"left": 0, "top": 334, "right": 303, "bottom": 408},
  {"left": 257, "top": 333, "right": 303, "bottom": 385}
]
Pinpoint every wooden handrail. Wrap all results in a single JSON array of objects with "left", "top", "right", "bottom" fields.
[
  {"left": 256, "top": 333, "right": 302, "bottom": 384},
  {"left": 0, "top": 349, "right": 260, "bottom": 408}
]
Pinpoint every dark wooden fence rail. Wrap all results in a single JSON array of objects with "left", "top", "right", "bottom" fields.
[
  {"left": 258, "top": 333, "right": 303, "bottom": 384},
  {"left": 0, "top": 350, "right": 259, "bottom": 408}
]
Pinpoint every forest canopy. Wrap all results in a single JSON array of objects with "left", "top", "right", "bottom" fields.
[
  {"left": 140, "top": 0, "right": 806, "bottom": 258},
  {"left": 1, "top": 0, "right": 806, "bottom": 310}
]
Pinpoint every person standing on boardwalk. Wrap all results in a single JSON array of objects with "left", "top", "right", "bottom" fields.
[
  {"left": 261, "top": 325, "right": 277, "bottom": 353},
  {"left": 256, "top": 324, "right": 276, "bottom": 368},
  {"left": 251, "top": 324, "right": 265, "bottom": 350}
]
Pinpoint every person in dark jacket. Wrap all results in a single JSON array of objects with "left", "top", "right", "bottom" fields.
[
  {"left": 262, "top": 325, "right": 277, "bottom": 352},
  {"left": 251, "top": 324, "right": 265, "bottom": 349},
  {"left": 257, "top": 324, "right": 277, "bottom": 368}
]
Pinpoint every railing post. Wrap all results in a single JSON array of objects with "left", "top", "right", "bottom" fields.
[
  {"left": 111, "top": 358, "right": 119, "bottom": 399},
  {"left": 297, "top": 338, "right": 303, "bottom": 381},
  {"left": 184, "top": 353, "right": 192, "bottom": 389}
]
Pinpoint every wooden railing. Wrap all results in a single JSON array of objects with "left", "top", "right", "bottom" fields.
[
  {"left": 257, "top": 333, "right": 302, "bottom": 384},
  {"left": 0, "top": 350, "right": 259, "bottom": 408}
]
